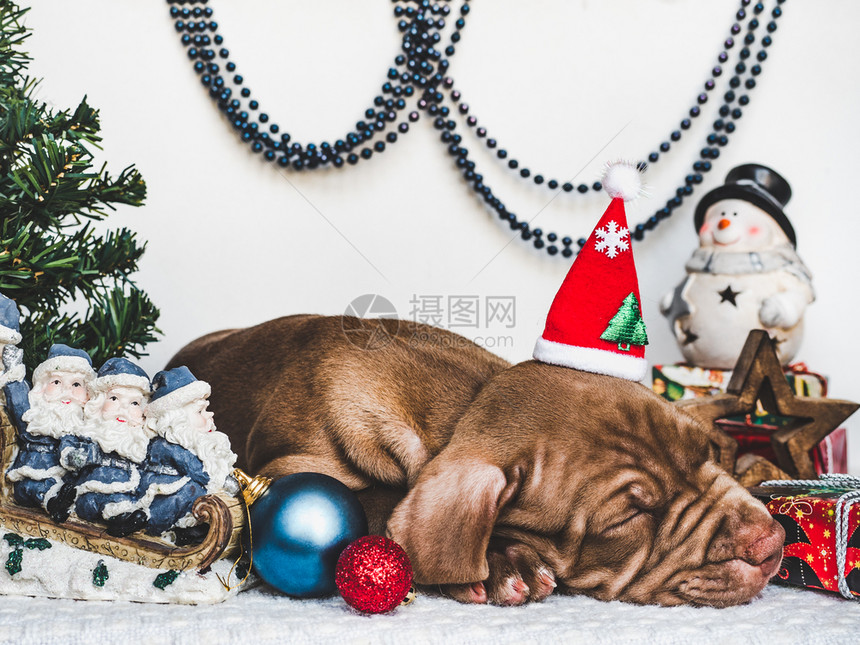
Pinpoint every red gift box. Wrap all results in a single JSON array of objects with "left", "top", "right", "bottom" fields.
[{"left": 749, "top": 478, "right": 860, "bottom": 599}]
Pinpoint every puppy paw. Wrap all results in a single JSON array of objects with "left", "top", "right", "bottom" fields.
[
  {"left": 436, "top": 541, "right": 556, "bottom": 606},
  {"left": 439, "top": 581, "right": 488, "bottom": 604},
  {"left": 485, "top": 540, "right": 556, "bottom": 605},
  {"left": 484, "top": 550, "right": 530, "bottom": 605}
]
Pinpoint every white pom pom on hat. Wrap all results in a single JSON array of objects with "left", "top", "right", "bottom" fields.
[{"left": 601, "top": 160, "right": 644, "bottom": 202}]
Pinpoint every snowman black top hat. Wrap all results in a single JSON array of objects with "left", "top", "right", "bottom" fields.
[{"left": 694, "top": 163, "right": 795, "bottom": 247}]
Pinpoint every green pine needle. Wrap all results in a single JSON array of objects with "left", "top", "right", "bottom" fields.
[{"left": 0, "top": 1, "right": 159, "bottom": 373}]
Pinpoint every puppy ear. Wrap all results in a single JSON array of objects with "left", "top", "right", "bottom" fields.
[{"left": 386, "top": 452, "right": 520, "bottom": 585}]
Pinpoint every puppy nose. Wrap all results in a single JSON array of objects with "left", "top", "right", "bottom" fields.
[
  {"left": 707, "top": 505, "right": 785, "bottom": 566},
  {"left": 743, "top": 518, "right": 785, "bottom": 567},
  {"left": 718, "top": 218, "right": 731, "bottom": 230}
]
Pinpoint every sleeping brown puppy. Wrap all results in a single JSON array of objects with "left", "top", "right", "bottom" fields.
[{"left": 168, "top": 314, "right": 784, "bottom": 608}]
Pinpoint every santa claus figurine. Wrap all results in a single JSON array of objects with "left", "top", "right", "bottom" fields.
[
  {"left": 660, "top": 164, "right": 814, "bottom": 369},
  {"left": 107, "top": 366, "right": 236, "bottom": 540},
  {"left": 5, "top": 344, "right": 96, "bottom": 512},
  {"left": 0, "top": 293, "right": 26, "bottom": 415},
  {"left": 52, "top": 358, "right": 153, "bottom": 529}
]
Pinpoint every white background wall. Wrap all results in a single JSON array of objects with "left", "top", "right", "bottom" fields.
[{"left": 22, "top": 1, "right": 860, "bottom": 472}]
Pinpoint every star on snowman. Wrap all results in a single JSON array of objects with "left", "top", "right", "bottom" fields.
[{"left": 660, "top": 163, "right": 814, "bottom": 369}]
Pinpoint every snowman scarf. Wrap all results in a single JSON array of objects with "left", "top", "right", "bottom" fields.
[{"left": 685, "top": 244, "right": 813, "bottom": 289}]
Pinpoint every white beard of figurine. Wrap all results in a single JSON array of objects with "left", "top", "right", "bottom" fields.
[
  {"left": 83, "top": 391, "right": 155, "bottom": 464},
  {"left": 0, "top": 342, "right": 25, "bottom": 390},
  {"left": 147, "top": 403, "right": 237, "bottom": 493},
  {"left": 661, "top": 198, "right": 814, "bottom": 369},
  {"left": 21, "top": 378, "right": 87, "bottom": 439}
]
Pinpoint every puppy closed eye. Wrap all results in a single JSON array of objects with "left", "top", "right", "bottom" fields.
[
  {"left": 601, "top": 508, "right": 651, "bottom": 536},
  {"left": 601, "top": 487, "right": 662, "bottom": 536}
]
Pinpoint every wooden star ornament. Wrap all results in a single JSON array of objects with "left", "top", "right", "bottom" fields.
[{"left": 676, "top": 330, "right": 858, "bottom": 484}]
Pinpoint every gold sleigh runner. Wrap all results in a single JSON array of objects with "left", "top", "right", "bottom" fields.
[{"left": 0, "top": 408, "right": 246, "bottom": 571}]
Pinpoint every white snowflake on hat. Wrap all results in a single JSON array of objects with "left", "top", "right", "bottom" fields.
[
  {"left": 533, "top": 161, "right": 649, "bottom": 382},
  {"left": 595, "top": 221, "right": 630, "bottom": 259}
]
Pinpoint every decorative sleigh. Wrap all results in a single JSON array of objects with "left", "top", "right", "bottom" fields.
[{"left": 0, "top": 407, "right": 246, "bottom": 572}]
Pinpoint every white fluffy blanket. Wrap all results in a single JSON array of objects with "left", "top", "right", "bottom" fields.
[{"left": 0, "top": 582, "right": 856, "bottom": 645}]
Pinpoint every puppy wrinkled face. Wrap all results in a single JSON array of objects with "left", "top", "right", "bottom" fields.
[
  {"left": 546, "top": 393, "right": 784, "bottom": 607},
  {"left": 387, "top": 362, "right": 783, "bottom": 608}
]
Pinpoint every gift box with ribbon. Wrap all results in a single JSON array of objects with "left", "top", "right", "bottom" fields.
[{"left": 749, "top": 474, "right": 860, "bottom": 600}]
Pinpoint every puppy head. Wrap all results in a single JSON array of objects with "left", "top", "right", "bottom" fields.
[{"left": 387, "top": 361, "right": 783, "bottom": 607}]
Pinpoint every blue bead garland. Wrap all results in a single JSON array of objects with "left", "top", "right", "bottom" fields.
[
  {"left": 168, "top": 0, "right": 452, "bottom": 169},
  {"left": 436, "top": 0, "right": 785, "bottom": 257},
  {"left": 168, "top": 0, "right": 786, "bottom": 258}
]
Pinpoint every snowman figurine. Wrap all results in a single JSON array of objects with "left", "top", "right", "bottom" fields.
[{"left": 660, "top": 164, "right": 814, "bottom": 369}]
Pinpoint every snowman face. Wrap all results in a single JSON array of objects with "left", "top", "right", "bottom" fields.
[{"left": 698, "top": 199, "right": 790, "bottom": 252}]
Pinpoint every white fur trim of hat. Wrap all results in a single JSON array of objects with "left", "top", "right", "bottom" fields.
[
  {"left": 533, "top": 337, "right": 648, "bottom": 382},
  {"left": 32, "top": 357, "right": 96, "bottom": 385},
  {"left": 0, "top": 326, "right": 22, "bottom": 345},
  {"left": 146, "top": 379, "right": 211, "bottom": 417},
  {"left": 90, "top": 373, "right": 151, "bottom": 395}
]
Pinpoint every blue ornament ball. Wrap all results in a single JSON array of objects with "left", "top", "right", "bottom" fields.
[{"left": 249, "top": 472, "right": 368, "bottom": 598}]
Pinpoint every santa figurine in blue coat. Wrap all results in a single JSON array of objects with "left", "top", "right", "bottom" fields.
[
  {"left": 0, "top": 293, "right": 26, "bottom": 414},
  {"left": 110, "top": 366, "right": 236, "bottom": 541},
  {"left": 5, "top": 344, "right": 96, "bottom": 512},
  {"left": 53, "top": 358, "right": 153, "bottom": 530}
]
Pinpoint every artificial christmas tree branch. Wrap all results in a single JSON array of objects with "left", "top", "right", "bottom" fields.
[{"left": 0, "top": 2, "right": 158, "bottom": 372}]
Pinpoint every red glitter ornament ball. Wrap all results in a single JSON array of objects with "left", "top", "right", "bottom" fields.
[{"left": 335, "top": 535, "right": 414, "bottom": 613}]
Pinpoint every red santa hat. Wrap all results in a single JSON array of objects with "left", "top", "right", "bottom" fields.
[{"left": 533, "top": 161, "right": 648, "bottom": 381}]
